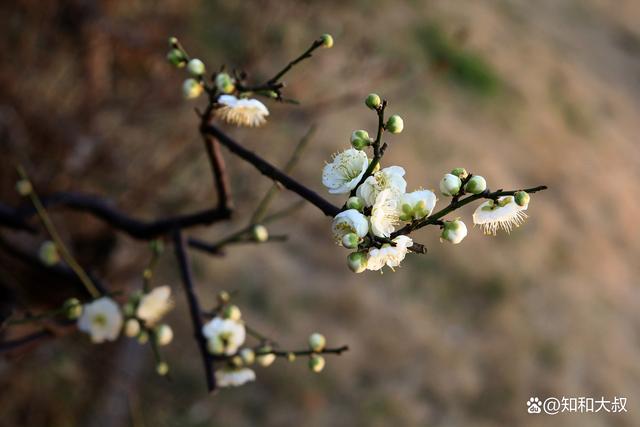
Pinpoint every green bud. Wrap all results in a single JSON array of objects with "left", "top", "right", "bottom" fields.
[
  {"left": 351, "top": 138, "right": 368, "bottom": 150},
  {"left": 309, "top": 355, "right": 326, "bottom": 373},
  {"left": 187, "top": 58, "right": 205, "bottom": 76},
  {"left": 15, "top": 179, "right": 32, "bottom": 196},
  {"left": 342, "top": 233, "right": 359, "bottom": 249},
  {"left": 240, "top": 348, "right": 256, "bottom": 365},
  {"left": 156, "top": 361, "right": 169, "bottom": 376},
  {"left": 39, "top": 241, "right": 60, "bottom": 266},
  {"left": 63, "top": 298, "right": 82, "bottom": 320},
  {"left": 350, "top": 130, "right": 370, "bottom": 150},
  {"left": 166, "top": 49, "right": 187, "bottom": 67},
  {"left": 215, "top": 73, "right": 235, "bottom": 94},
  {"left": 365, "top": 93, "right": 381, "bottom": 110},
  {"left": 464, "top": 175, "right": 487, "bottom": 194},
  {"left": 440, "top": 219, "right": 468, "bottom": 245},
  {"left": 450, "top": 168, "right": 468, "bottom": 179},
  {"left": 320, "top": 33, "right": 334, "bottom": 48},
  {"left": 252, "top": 224, "right": 269, "bottom": 243},
  {"left": 155, "top": 324, "right": 173, "bottom": 346},
  {"left": 347, "top": 252, "right": 367, "bottom": 273},
  {"left": 256, "top": 346, "right": 276, "bottom": 367},
  {"left": 514, "top": 191, "right": 530, "bottom": 207},
  {"left": 182, "top": 78, "right": 203, "bottom": 99},
  {"left": 308, "top": 333, "right": 326, "bottom": 352},
  {"left": 351, "top": 130, "right": 369, "bottom": 142},
  {"left": 124, "top": 318, "right": 141, "bottom": 337},
  {"left": 223, "top": 304, "right": 242, "bottom": 321},
  {"left": 346, "top": 196, "right": 365, "bottom": 212},
  {"left": 439, "top": 173, "right": 462, "bottom": 197},
  {"left": 168, "top": 37, "right": 178, "bottom": 47},
  {"left": 386, "top": 115, "right": 404, "bottom": 134}
]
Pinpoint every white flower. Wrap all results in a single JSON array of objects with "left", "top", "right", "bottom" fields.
[
  {"left": 370, "top": 189, "right": 402, "bottom": 238},
  {"left": 356, "top": 166, "right": 407, "bottom": 206},
  {"left": 202, "top": 317, "right": 246, "bottom": 356},
  {"left": 322, "top": 148, "right": 369, "bottom": 194},
  {"left": 77, "top": 297, "right": 123, "bottom": 343},
  {"left": 366, "top": 235, "right": 413, "bottom": 271},
  {"left": 215, "top": 367, "right": 256, "bottom": 387},
  {"left": 472, "top": 196, "right": 528, "bottom": 235},
  {"left": 400, "top": 190, "right": 437, "bottom": 220},
  {"left": 214, "top": 95, "right": 269, "bottom": 127},
  {"left": 137, "top": 286, "right": 173, "bottom": 326},
  {"left": 332, "top": 209, "right": 369, "bottom": 242}
]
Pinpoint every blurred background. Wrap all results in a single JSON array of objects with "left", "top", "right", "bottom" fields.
[{"left": 1, "top": 0, "right": 640, "bottom": 426}]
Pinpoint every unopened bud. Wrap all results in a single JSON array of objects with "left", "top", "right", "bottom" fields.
[
  {"left": 320, "top": 34, "right": 334, "bottom": 48},
  {"left": 240, "top": 348, "right": 255, "bottom": 365},
  {"left": 341, "top": 233, "right": 359, "bottom": 249},
  {"left": 347, "top": 252, "right": 367, "bottom": 273},
  {"left": 309, "top": 355, "right": 326, "bottom": 373},
  {"left": 440, "top": 219, "right": 468, "bottom": 244},
  {"left": 215, "top": 72, "right": 235, "bottom": 94},
  {"left": 231, "top": 355, "right": 243, "bottom": 367},
  {"left": 218, "top": 290, "right": 231, "bottom": 304},
  {"left": 385, "top": 115, "right": 404, "bottom": 134},
  {"left": 464, "top": 175, "right": 487, "bottom": 194},
  {"left": 187, "top": 58, "right": 205, "bottom": 76},
  {"left": 156, "top": 361, "right": 169, "bottom": 376},
  {"left": 439, "top": 173, "right": 462, "bottom": 197},
  {"left": 15, "top": 179, "right": 32, "bottom": 196},
  {"left": 125, "top": 318, "right": 141, "bottom": 337},
  {"left": 39, "top": 241, "right": 60, "bottom": 266},
  {"left": 256, "top": 346, "right": 276, "bottom": 367},
  {"left": 137, "top": 330, "right": 149, "bottom": 344},
  {"left": 346, "top": 196, "right": 365, "bottom": 212},
  {"left": 251, "top": 224, "right": 269, "bottom": 243},
  {"left": 365, "top": 93, "right": 382, "bottom": 110},
  {"left": 287, "top": 352, "right": 296, "bottom": 362},
  {"left": 308, "top": 333, "right": 326, "bottom": 352},
  {"left": 450, "top": 167, "right": 468, "bottom": 179},
  {"left": 166, "top": 49, "right": 187, "bottom": 68},
  {"left": 207, "top": 337, "right": 224, "bottom": 355},
  {"left": 155, "top": 324, "right": 173, "bottom": 346},
  {"left": 223, "top": 305, "right": 242, "bottom": 322},
  {"left": 182, "top": 78, "right": 203, "bottom": 99},
  {"left": 514, "top": 191, "right": 530, "bottom": 207},
  {"left": 63, "top": 298, "right": 82, "bottom": 320}
]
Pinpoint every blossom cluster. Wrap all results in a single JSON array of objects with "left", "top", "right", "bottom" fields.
[{"left": 322, "top": 94, "right": 533, "bottom": 273}]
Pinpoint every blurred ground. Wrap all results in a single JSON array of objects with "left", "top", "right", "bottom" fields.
[{"left": 1, "top": 0, "right": 640, "bottom": 426}]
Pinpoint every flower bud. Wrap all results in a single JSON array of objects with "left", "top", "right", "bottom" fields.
[
  {"left": 240, "top": 348, "right": 255, "bottom": 365},
  {"left": 440, "top": 219, "right": 468, "bottom": 244},
  {"left": 125, "top": 318, "right": 141, "bottom": 337},
  {"left": 320, "top": 33, "right": 334, "bottom": 48},
  {"left": 309, "top": 355, "right": 326, "bottom": 373},
  {"left": 365, "top": 93, "right": 382, "bottom": 110},
  {"left": 137, "top": 330, "right": 149, "bottom": 344},
  {"left": 155, "top": 324, "right": 173, "bottom": 346},
  {"left": 168, "top": 37, "right": 178, "bottom": 47},
  {"left": 156, "top": 361, "right": 169, "bottom": 376},
  {"left": 223, "top": 304, "right": 242, "bottom": 321},
  {"left": 166, "top": 49, "right": 187, "bottom": 68},
  {"left": 217, "top": 290, "right": 231, "bottom": 304},
  {"left": 15, "top": 179, "right": 32, "bottom": 196},
  {"left": 341, "top": 233, "right": 359, "bottom": 249},
  {"left": 287, "top": 352, "right": 296, "bottom": 362},
  {"left": 231, "top": 355, "right": 243, "bottom": 368},
  {"left": 215, "top": 72, "right": 235, "bottom": 94},
  {"left": 346, "top": 196, "right": 365, "bottom": 212},
  {"left": 386, "top": 115, "right": 404, "bottom": 134},
  {"left": 256, "top": 346, "right": 276, "bottom": 367},
  {"left": 450, "top": 167, "right": 468, "bottom": 179},
  {"left": 350, "top": 130, "right": 370, "bottom": 150},
  {"left": 63, "top": 298, "right": 82, "bottom": 320},
  {"left": 464, "top": 175, "right": 487, "bottom": 194},
  {"left": 182, "top": 78, "right": 203, "bottom": 99},
  {"left": 347, "top": 252, "right": 367, "bottom": 273},
  {"left": 308, "top": 333, "right": 326, "bottom": 352},
  {"left": 39, "top": 241, "right": 60, "bottom": 266},
  {"left": 187, "top": 58, "right": 205, "bottom": 76},
  {"left": 514, "top": 191, "right": 530, "bottom": 207},
  {"left": 439, "top": 173, "right": 462, "bottom": 197},
  {"left": 251, "top": 224, "right": 269, "bottom": 243},
  {"left": 207, "top": 337, "right": 224, "bottom": 354}
]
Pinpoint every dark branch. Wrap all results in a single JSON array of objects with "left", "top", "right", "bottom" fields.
[
  {"left": 172, "top": 229, "right": 216, "bottom": 392},
  {"left": 0, "top": 202, "right": 35, "bottom": 233},
  {"left": 203, "top": 124, "right": 341, "bottom": 217}
]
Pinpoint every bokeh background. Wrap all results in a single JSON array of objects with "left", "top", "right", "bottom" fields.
[{"left": 1, "top": 0, "right": 640, "bottom": 426}]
